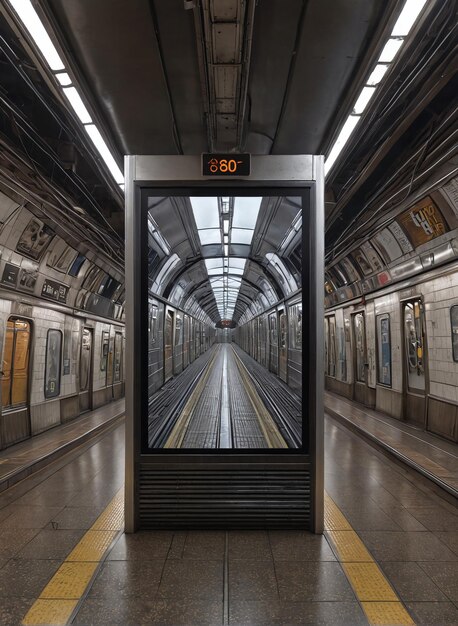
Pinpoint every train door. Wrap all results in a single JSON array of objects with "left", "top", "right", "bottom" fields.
[
  {"left": 112, "top": 331, "right": 123, "bottom": 398},
  {"left": 183, "top": 315, "right": 189, "bottom": 369},
  {"left": 253, "top": 319, "right": 259, "bottom": 361},
  {"left": 269, "top": 312, "right": 278, "bottom": 374},
  {"left": 174, "top": 313, "right": 183, "bottom": 375},
  {"left": 189, "top": 318, "right": 195, "bottom": 363},
  {"left": 352, "top": 312, "right": 368, "bottom": 405},
  {"left": 403, "top": 299, "right": 427, "bottom": 426},
  {"left": 278, "top": 308, "right": 288, "bottom": 383},
  {"left": 164, "top": 310, "right": 174, "bottom": 383},
  {"left": 1, "top": 318, "right": 31, "bottom": 445},
  {"left": 79, "top": 327, "right": 93, "bottom": 412}
]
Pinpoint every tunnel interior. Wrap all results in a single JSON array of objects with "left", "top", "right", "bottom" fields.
[{"left": 143, "top": 191, "right": 304, "bottom": 450}]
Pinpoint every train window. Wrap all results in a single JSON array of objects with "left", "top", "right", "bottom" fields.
[
  {"left": 290, "top": 304, "right": 302, "bottom": 349},
  {"left": 82, "top": 265, "right": 101, "bottom": 290},
  {"left": 56, "top": 246, "right": 77, "bottom": 273},
  {"left": 45, "top": 329, "right": 62, "bottom": 398},
  {"left": 175, "top": 316, "right": 182, "bottom": 346},
  {"left": 114, "top": 332, "right": 122, "bottom": 382},
  {"left": 269, "top": 314, "right": 277, "bottom": 342},
  {"left": 2, "top": 318, "right": 31, "bottom": 408},
  {"left": 377, "top": 314, "right": 392, "bottom": 386},
  {"left": 101, "top": 331, "right": 109, "bottom": 371},
  {"left": 69, "top": 253, "right": 86, "bottom": 277},
  {"left": 451, "top": 306, "right": 458, "bottom": 362},
  {"left": 404, "top": 300, "right": 425, "bottom": 392},
  {"left": 353, "top": 313, "right": 366, "bottom": 383},
  {"left": 326, "top": 316, "right": 337, "bottom": 377},
  {"left": 149, "top": 304, "right": 158, "bottom": 344}
]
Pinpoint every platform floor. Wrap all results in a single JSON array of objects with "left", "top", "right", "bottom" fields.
[
  {"left": 325, "top": 391, "right": 458, "bottom": 498},
  {"left": 0, "top": 387, "right": 456, "bottom": 624}
]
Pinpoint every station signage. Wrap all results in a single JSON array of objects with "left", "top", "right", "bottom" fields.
[{"left": 202, "top": 153, "right": 251, "bottom": 177}]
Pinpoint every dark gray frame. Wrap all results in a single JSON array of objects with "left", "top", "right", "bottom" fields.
[{"left": 125, "top": 155, "right": 324, "bottom": 533}]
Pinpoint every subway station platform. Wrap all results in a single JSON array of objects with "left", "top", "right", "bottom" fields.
[
  {"left": 0, "top": 394, "right": 456, "bottom": 624},
  {"left": 325, "top": 392, "right": 458, "bottom": 501}
]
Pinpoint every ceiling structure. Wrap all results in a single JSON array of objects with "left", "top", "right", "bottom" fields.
[{"left": 0, "top": 0, "right": 455, "bottom": 324}]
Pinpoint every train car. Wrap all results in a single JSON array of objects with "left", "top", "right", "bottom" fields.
[
  {"left": 0, "top": 298, "right": 125, "bottom": 450},
  {"left": 324, "top": 263, "right": 458, "bottom": 443},
  {"left": 234, "top": 292, "right": 303, "bottom": 395},
  {"left": 147, "top": 295, "right": 215, "bottom": 399}
]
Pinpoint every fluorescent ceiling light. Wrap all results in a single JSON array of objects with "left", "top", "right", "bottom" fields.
[
  {"left": 62, "top": 87, "right": 92, "bottom": 124},
  {"left": 378, "top": 38, "right": 404, "bottom": 63},
  {"left": 9, "top": 0, "right": 65, "bottom": 70},
  {"left": 85, "top": 124, "right": 124, "bottom": 184},
  {"left": 224, "top": 244, "right": 229, "bottom": 256},
  {"left": 233, "top": 197, "right": 262, "bottom": 229},
  {"left": 324, "top": 115, "right": 360, "bottom": 175},
  {"left": 198, "top": 229, "right": 221, "bottom": 245},
  {"left": 190, "top": 197, "right": 219, "bottom": 229},
  {"left": 366, "top": 64, "right": 389, "bottom": 86},
  {"left": 223, "top": 219, "right": 229, "bottom": 234},
  {"left": 223, "top": 235, "right": 228, "bottom": 243},
  {"left": 55, "top": 72, "right": 72, "bottom": 86},
  {"left": 231, "top": 228, "right": 254, "bottom": 245},
  {"left": 391, "top": 0, "right": 428, "bottom": 36},
  {"left": 353, "top": 86, "right": 377, "bottom": 115}
]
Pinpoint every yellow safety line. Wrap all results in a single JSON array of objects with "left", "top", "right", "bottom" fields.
[
  {"left": 164, "top": 346, "right": 221, "bottom": 448},
  {"left": 22, "top": 487, "right": 124, "bottom": 626},
  {"left": 324, "top": 491, "right": 415, "bottom": 626}
]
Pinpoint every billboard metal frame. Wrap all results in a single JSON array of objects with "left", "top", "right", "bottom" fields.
[{"left": 125, "top": 155, "right": 324, "bottom": 532}]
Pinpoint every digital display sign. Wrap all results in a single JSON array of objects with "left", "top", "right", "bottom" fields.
[{"left": 202, "top": 153, "right": 251, "bottom": 177}]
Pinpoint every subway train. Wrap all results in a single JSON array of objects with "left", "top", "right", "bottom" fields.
[
  {"left": 233, "top": 291, "right": 302, "bottom": 395},
  {"left": 0, "top": 298, "right": 125, "bottom": 450},
  {"left": 0, "top": 194, "right": 126, "bottom": 450},
  {"left": 323, "top": 262, "right": 458, "bottom": 443},
  {"left": 147, "top": 295, "right": 216, "bottom": 397}
]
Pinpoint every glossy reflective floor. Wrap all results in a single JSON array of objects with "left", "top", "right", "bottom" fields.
[{"left": 0, "top": 410, "right": 456, "bottom": 625}]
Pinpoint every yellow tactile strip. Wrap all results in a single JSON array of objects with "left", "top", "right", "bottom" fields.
[
  {"left": 324, "top": 491, "right": 415, "bottom": 626},
  {"left": 22, "top": 487, "right": 124, "bottom": 626}
]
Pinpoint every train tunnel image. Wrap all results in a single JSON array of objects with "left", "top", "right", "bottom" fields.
[{"left": 145, "top": 194, "right": 303, "bottom": 450}]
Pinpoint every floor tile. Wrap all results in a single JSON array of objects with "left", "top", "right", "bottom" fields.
[
  {"left": 0, "top": 505, "right": 64, "bottom": 530},
  {"left": 379, "top": 562, "right": 447, "bottom": 601},
  {"left": 382, "top": 505, "right": 428, "bottom": 531},
  {"left": 275, "top": 561, "right": 354, "bottom": 602},
  {"left": 405, "top": 601, "right": 458, "bottom": 625},
  {"left": 88, "top": 560, "right": 164, "bottom": 597},
  {"left": 229, "top": 559, "right": 278, "bottom": 601},
  {"left": 0, "top": 528, "right": 40, "bottom": 559},
  {"left": 15, "top": 529, "right": 85, "bottom": 560},
  {"left": 359, "top": 531, "right": 458, "bottom": 562},
  {"left": 229, "top": 600, "right": 367, "bottom": 625},
  {"left": 228, "top": 531, "right": 272, "bottom": 560},
  {"left": 0, "top": 559, "right": 60, "bottom": 597},
  {"left": 417, "top": 561, "right": 458, "bottom": 601},
  {"left": 73, "top": 596, "right": 156, "bottom": 625},
  {"left": 269, "top": 531, "right": 336, "bottom": 561},
  {"left": 0, "top": 596, "right": 34, "bottom": 626},
  {"left": 339, "top": 505, "right": 402, "bottom": 531},
  {"left": 181, "top": 531, "right": 225, "bottom": 560},
  {"left": 107, "top": 531, "right": 172, "bottom": 560},
  {"left": 407, "top": 507, "right": 458, "bottom": 532},
  {"left": 435, "top": 532, "right": 458, "bottom": 556},
  {"left": 158, "top": 559, "right": 223, "bottom": 601},
  {"left": 149, "top": 598, "right": 223, "bottom": 625},
  {"left": 44, "top": 506, "right": 101, "bottom": 530}
]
